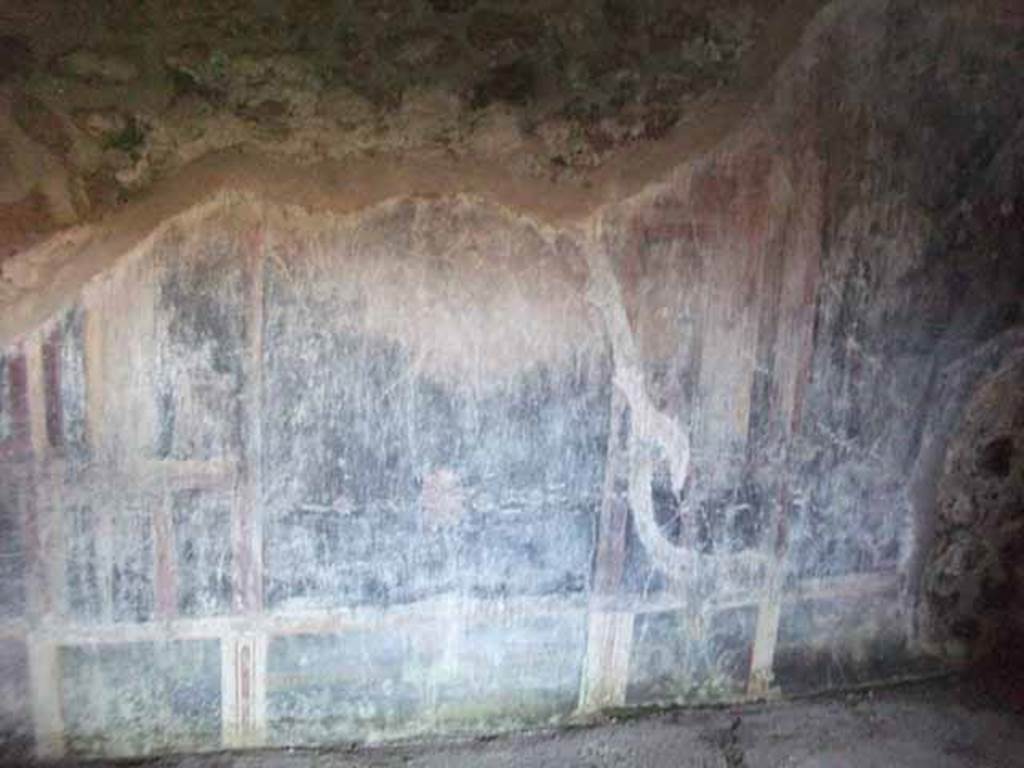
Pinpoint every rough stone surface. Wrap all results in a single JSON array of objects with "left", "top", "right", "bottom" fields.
[
  {"left": 923, "top": 362, "right": 1024, "bottom": 660},
  {"left": 0, "top": 0, "right": 1021, "bottom": 762},
  {"left": 0, "top": 0, "right": 797, "bottom": 255}
]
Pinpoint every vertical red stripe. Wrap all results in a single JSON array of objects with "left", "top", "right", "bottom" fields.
[
  {"left": 42, "top": 328, "right": 63, "bottom": 450},
  {"left": 239, "top": 644, "right": 252, "bottom": 729},
  {"left": 153, "top": 499, "right": 178, "bottom": 619},
  {"left": 0, "top": 352, "right": 31, "bottom": 461}
]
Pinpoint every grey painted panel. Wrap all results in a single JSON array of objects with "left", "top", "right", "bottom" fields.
[
  {"left": 0, "top": 353, "right": 12, "bottom": 443},
  {"left": 61, "top": 639, "right": 221, "bottom": 757},
  {"left": 432, "top": 612, "right": 585, "bottom": 727},
  {"left": 626, "top": 606, "right": 756, "bottom": 705},
  {"left": 172, "top": 489, "right": 232, "bottom": 617},
  {"left": 267, "top": 611, "right": 585, "bottom": 745},
  {"left": 262, "top": 254, "right": 610, "bottom": 609},
  {"left": 0, "top": 639, "right": 31, "bottom": 757},
  {"left": 64, "top": 497, "right": 155, "bottom": 624},
  {"left": 267, "top": 629, "right": 426, "bottom": 744},
  {"left": 64, "top": 503, "right": 103, "bottom": 622},
  {"left": 152, "top": 231, "right": 247, "bottom": 462},
  {"left": 772, "top": 594, "right": 937, "bottom": 694},
  {"left": 44, "top": 308, "right": 89, "bottom": 462},
  {"left": 0, "top": 484, "right": 25, "bottom": 620}
]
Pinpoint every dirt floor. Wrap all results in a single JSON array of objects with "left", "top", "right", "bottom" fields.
[{"left": 54, "top": 675, "right": 1022, "bottom": 768}]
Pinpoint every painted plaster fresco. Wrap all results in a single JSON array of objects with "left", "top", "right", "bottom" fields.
[{"left": 0, "top": 0, "right": 1021, "bottom": 759}]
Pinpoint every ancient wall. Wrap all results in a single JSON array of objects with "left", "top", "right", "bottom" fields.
[{"left": 0, "top": 0, "right": 1021, "bottom": 761}]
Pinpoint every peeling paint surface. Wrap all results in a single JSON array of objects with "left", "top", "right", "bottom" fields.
[
  {"left": 61, "top": 640, "right": 221, "bottom": 757},
  {"left": 266, "top": 611, "right": 584, "bottom": 745},
  {"left": 0, "top": 0, "right": 1021, "bottom": 760}
]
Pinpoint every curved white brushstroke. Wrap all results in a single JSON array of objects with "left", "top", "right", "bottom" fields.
[{"left": 584, "top": 221, "right": 766, "bottom": 582}]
